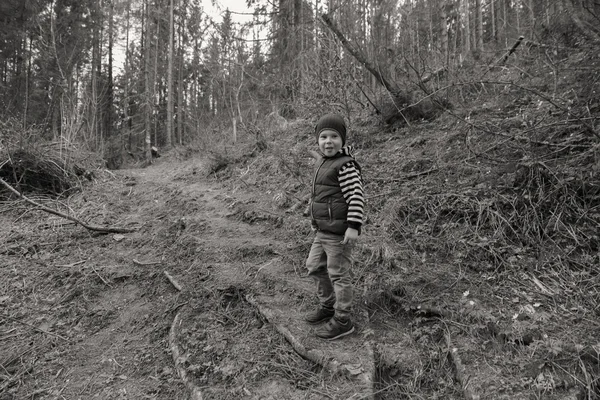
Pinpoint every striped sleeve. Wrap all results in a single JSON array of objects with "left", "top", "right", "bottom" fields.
[{"left": 339, "top": 161, "right": 365, "bottom": 229}]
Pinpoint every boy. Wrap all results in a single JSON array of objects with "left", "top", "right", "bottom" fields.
[{"left": 304, "top": 113, "right": 365, "bottom": 340}]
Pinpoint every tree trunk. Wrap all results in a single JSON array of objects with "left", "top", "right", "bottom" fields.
[
  {"left": 293, "top": 0, "right": 302, "bottom": 99},
  {"left": 91, "top": 9, "right": 99, "bottom": 150},
  {"left": 153, "top": 7, "right": 160, "bottom": 148},
  {"left": 193, "top": 35, "right": 199, "bottom": 139},
  {"left": 528, "top": 0, "right": 535, "bottom": 38},
  {"left": 23, "top": 36, "right": 31, "bottom": 129},
  {"left": 502, "top": 0, "right": 508, "bottom": 47},
  {"left": 177, "top": 0, "right": 186, "bottom": 145},
  {"left": 490, "top": 0, "right": 497, "bottom": 42},
  {"left": 476, "top": 0, "right": 483, "bottom": 52},
  {"left": 463, "top": 0, "right": 471, "bottom": 55},
  {"left": 166, "top": 0, "right": 174, "bottom": 149},
  {"left": 124, "top": 2, "right": 131, "bottom": 153},
  {"left": 321, "top": 13, "right": 398, "bottom": 92},
  {"left": 107, "top": 0, "right": 114, "bottom": 143},
  {"left": 429, "top": 3, "right": 435, "bottom": 63},
  {"left": 440, "top": 1, "right": 449, "bottom": 65},
  {"left": 144, "top": 0, "right": 153, "bottom": 164},
  {"left": 97, "top": 14, "right": 104, "bottom": 157},
  {"left": 516, "top": 0, "right": 521, "bottom": 37}
]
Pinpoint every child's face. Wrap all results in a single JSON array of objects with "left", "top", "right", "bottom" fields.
[{"left": 318, "top": 129, "right": 343, "bottom": 157}]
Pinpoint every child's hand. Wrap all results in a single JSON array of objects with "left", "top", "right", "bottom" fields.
[{"left": 341, "top": 227, "right": 358, "bottom": 245}]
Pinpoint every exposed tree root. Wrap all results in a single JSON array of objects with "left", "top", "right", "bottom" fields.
[
  {"left": 169, "top": 307, "right": 203, "bottom": 400},
  {"left": 446, "top": 335, "right": 480, "bottom": 400},
  {"left": 246, "top": 294, "right": 375, "bottom": 399}
]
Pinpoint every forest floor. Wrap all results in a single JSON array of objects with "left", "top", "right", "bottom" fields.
[{"left": 2, "top": 89, "right": 600, "bottom": 398}]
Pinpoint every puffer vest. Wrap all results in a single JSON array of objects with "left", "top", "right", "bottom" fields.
[{"left": 310, "top": 154, "right": 354, "bottom": 235}]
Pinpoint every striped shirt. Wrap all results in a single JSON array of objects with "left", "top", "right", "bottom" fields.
[{"left": 337, "top": 147, "right": 365, "bottom": 229}]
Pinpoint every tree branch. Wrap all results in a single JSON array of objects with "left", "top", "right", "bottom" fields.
[{"left": 0, "top": 177, "right": 136, "bottom": 234}]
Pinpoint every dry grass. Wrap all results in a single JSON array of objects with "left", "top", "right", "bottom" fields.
[
  {"left": 1, "top": 122, "right": 104, "bottom": 198},
  {"left": 202, "top": 42, "right": 600, "bottom": 399},
  {"left": 2, "top": 24, "right": 599, "bottom": 400}
]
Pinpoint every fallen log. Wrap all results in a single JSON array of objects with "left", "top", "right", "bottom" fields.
[{"left": 321, "top": 13, "right": 397, "bottom": 93}]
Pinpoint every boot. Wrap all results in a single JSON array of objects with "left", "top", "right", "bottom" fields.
[{"left": 304, "top": 307, "right": 335, "bottom": 325}]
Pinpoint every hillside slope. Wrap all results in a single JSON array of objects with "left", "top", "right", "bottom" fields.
[{"left": 2, "top": 47, "right": 600, "bottom": 399}]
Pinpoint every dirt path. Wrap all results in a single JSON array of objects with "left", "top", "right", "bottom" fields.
[
  {"left": 5, "top": 140, "right": 590, "bottom": 400},
  {"left": 1, "top": 155, "right": 378, "bottom": 399}
]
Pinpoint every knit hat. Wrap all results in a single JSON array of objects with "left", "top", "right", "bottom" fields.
[{"left": 315, "top": 113, "right": 347, "bottom": 145}]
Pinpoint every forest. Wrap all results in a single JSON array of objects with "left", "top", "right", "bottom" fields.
[
  {"left": 1, "top": 0, "right": 600, "bottom": 399},
  {"left": 1, "top": 0, "right": 594, "bottom": 164}
]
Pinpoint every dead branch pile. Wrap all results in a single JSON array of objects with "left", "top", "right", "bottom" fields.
[{"left": 0, "top": 146, "right": 98, "bottom": 199}]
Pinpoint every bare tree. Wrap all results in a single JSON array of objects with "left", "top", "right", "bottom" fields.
[
  {"left": 475, "top": 0, "right": 483, "bottom": 52},
  {"left": 440, "top": 1, "right": 449, "bottom": 65},
  {"left": 462, "top": 0, "right": 471, "bottom": 55},
  {"left": 166, "top": 0, "right": 174, "bottom": 149},
  {"left": 144, "top": 0, "right": 153, "bottom": 164}
]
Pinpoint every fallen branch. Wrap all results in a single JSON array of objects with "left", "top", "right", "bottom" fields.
[
  {"left": 480, "top": 36, "right": 525, "bottom": 80},
  {"left": 164, "top": 270, "right": 182, "bottom": 291},
  {"left": 523, "top": 39, "right": 548, "bottom": 49},
  {"left": 499, "top": 35, "right": 525, "bottom": 65},
  {"left": 0, "top": 177, "right": 136, "bottom": 234},
  {"left": 90, "top": 264, "right": 112, "bottom": 287},
  {"left": 133, "top": 258, "right": 162, "bottom": 266},
  {"left": 1, "top": 314, "right": 70, "bottom": 342},
  {"left": 253, "top": 258, "right": 277, "bottom": 278},
  {"left": 529, "top": 274, "right": 555, "bottom": 296},
  {"left": 54, "top": 260, "right": 86, "bottom": 268}
]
